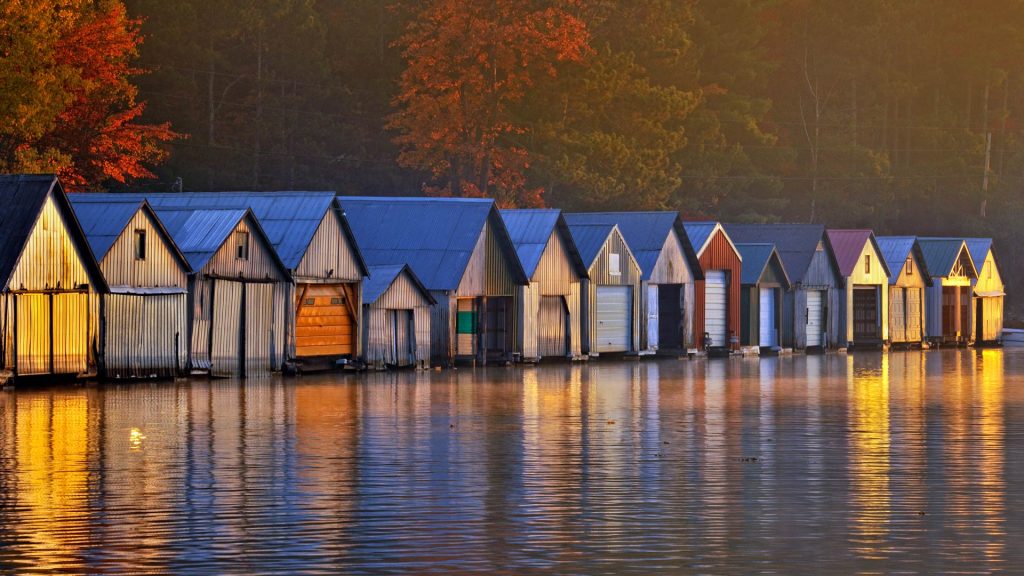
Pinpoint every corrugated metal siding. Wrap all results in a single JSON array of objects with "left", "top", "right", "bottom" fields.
[
  {"left": 15, "top": 294, "right": 49, "bottom": 375},
  {"left": 538, "top": 296, "right": 567, "bottom": 357},
  {"left": 294, "top": 208, "right": 363, "bottom": 281},
  {"left": 584, "top": 228, "right": 642, "bottom": 354},
  {"left": 517, "top": 282, "right": 540, "bottom": 359},
  {"left": 364, "top": 270, "right": 432, "bottom": 368},
  {"left": 534, "top": 231, "right": 579, "bottom": 295},
  {"left": 100, "top": 209, "right": 187, "bottom": 289},
  {"left": 245, "top": 282, "right": 275, "bottom": 376},
  {"left": 568, "top": 282, "right": 582, "bottom": 356},
  {"left": 8, "top": 195, "right": 90, "bottom": 292},
  {"left": 104, "top": 293, "right": 187, "bottom": 377},
  {"left": 979, "top": 296, "right": 1003, "bottom": 342},
  {"left": 210, "top": 279, "right": 242, "bottom": 376},
  {"left": 429, "top": 291, "right": 452, "bottom": 365},
  {"left": 648, "top": 232, "right": 694, "bottom": 285},
  {"left": 203, "top": 219, "right": 286, "bottom": 282},
  {"left": 413, "top": 306, "right": 431, "bottom": 365},
  {"left": 693, "top": 230, "right": 742, "bottom": 349}
]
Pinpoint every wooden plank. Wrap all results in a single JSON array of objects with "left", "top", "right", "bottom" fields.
[
  {"left": 296, "top": 314, "right": 352, "bottom": 327},
  {"left": 295, "top": 344, "right": 348, "bottom": 356},
  {"left": 296, "top": 335, "right": 353, "bottom": 346}
]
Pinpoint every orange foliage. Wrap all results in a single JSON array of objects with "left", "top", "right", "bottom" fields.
[{"left": 388, "top": 0, "right": 589, "bottom": 207}]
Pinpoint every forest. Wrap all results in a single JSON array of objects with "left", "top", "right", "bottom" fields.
[{"left": 2, "top": 0, "right": 1022, "bottom": 317}]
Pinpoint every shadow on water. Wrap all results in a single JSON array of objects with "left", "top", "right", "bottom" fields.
[{"left": 1, "top": 349, "right": 1023, "bottom": 573}]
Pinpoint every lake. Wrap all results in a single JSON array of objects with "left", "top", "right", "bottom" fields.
[{"left": 1, "top": 349, "right": 1022, "bottom": 574}]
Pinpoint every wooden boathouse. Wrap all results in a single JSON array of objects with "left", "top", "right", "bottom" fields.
[
  {"left": 131, "top": 192, "right": 367, "bottom": 369},
  {"left": 562, "top": 212, "right": 700, "bottom": 354},
  {"left": 724, "top": 224, "right": 840, "bottom": 350},
  {"left": 683, "top": 222, "right": 742, "bottom": 352},
  {"left": 965, "top": 238, "right": 1004, "bottom": 344},
  {"left": 69, "top": 197, "right": 191, "bottom": 377},
  {"left": 826, "top": 229, "right": 890, "bottom": 348},
  {"left": 916, "top": 238, "right": 976, "bottom": 346},
  {"left": 735, "top": 244, "right": 790, "bottom": 351},
  {"left": 340, "top": 197, "right": 527, "bottom": 366},
  {"left": 501, "top": 209, "right": 588, "bottom": 361},
  {"left": 876, "top": 237, "right": 931, "bottom": 346},
  {"left": 0, "top": 175, "right": 107, "bottom": 379},
  {"left": 153, "top": 208, "right": 290, "bottom": 377},
  {"left": 362, "top": 264, "right": 434, "bottom": 369},
  {"left": 563, "top": 220, "right": 643, "bottom": 356}
]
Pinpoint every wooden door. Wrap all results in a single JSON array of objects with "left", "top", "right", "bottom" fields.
[
  {"left": 295, "top": 284, "right": 355, "bottom": 358},
  {"left": 852, "top": 287, "right": 879, "bottom": 341},
  {"left": 941, "top": 286, "right": 958, "bottom": 338},
  {"left": 889, "top": 287, "right": 906, "bottom": 343}
]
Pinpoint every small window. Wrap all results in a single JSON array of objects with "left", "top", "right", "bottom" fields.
[
  {"left": 864, "top": 254, "right": 871, "bottom": 275},
  {"left": 235, "top": 231, "right": 250, "bottom": 260},
  {"left": 988, "top": 263, "right": 992, "bottom": 279},
  {"left": 134, "top": 229, "right": 147, "bottom": 260},
  {"left": 609, "top": 252, "right": 621, "bottom": 276},
  {"left": 330, "top": 297, "right": 343, "bottom": 305},
  {"left": 905, "top": 255, "right": 913, "bottom": 276},
  {"left": 304, "top": 298, "right": 315, "bottom": 306}
]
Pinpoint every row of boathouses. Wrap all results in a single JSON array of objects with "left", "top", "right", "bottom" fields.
[{"left": 0, "top": 174, "right": 1007, "bottom": 381}]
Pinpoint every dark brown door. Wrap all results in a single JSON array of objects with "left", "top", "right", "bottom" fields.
[
  {"left": 658, "top": 284, "right": 683, "bottom": 349},
  {"left": 852, "top": 287, "right": 879, "bottom": 341}
]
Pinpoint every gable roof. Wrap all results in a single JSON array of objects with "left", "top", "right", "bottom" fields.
[
  {"left": 916, "top": 238, "right": 977, "bottom": 279},
  {"left": 500, "top": 209, "right": 587, "bottom": 279},
  {"left": 338, "top": 196, "right": 526, "bottom": 291},
  {"left": 565, "top": 223, "right": 617, "bottom": 269},
  {"left": 562, "top": 212, "right": 701, "bottom": 281},
  {"left": 683, "top": 221, "right": 741, "bottom": 261},
  {"left": 875, "top": 236, "right": 928, "bottom": 284},
  {"left": 964, "top": 238, "right": 995, "bottom": 267},
  {"left": 736, "top": 243, "right": 790, "bottom": 288},
  {"left": 68, "top": 197, "right": 190, "bottom": 273},
  {"left": 825, "top": 229, "right": 890, "bottom": 278},
  {"left": 75, "top": 191, "right": 367, "bottom": 275},
  {"left": 0, "top": 174, "right": 107, "bottom": 292},
  {"left": 362, "top": 264, "right": 435, "bottom": 305},
  {"left": 152, "top": 207, "right": 288, "bottom": 276},
  {"left": 724, "top": 223, "right": 826, "bottom": 284}
]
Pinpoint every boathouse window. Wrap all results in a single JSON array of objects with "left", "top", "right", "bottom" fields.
[
  {"left": 134, "top": 229, "right": 147, "bottom": 260},
  {"left": 864, "top": 254, "right": 871, "bottom": 275},
  {"left": 235, "top": 231, "right": 250, "bottom": 260},
  {"left": 988, "top": 264, "right": 992, "bottom": 279},
  {"left": 609, "top": 252, "right": 621, "bottom": 276},
  {"left": 905, "top": 256, "right": 913, "bottom": 276}
]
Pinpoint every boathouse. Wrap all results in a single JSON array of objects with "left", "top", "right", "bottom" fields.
[
  {"left": 154, "top": 208, "right": 290, "bottom": 377},
  {"left": 340, "top": 197, "right": 526, "bottom": 366},
  {"left": 735, "top": 244, "right": 790, "bottom": 351},
  {"left": 876, "top": 237, "right": 931, "bottom": 346},
  {"left": 120, "top": 192, "right": 367, "bottom": 369},
  {"left": 562, "top": 212, "right": 700, "bottom": 353},
  {"left": 916, "top": 238, "right": 976, "bottom": 345},
  {"left": 0, "top": 175, "right": 107, "bottom": 378},
  {"left": 563, "top": 222, "right": 642, "bottom": 355},
  {"left": 501, "top": 210, "right": 588, "bottom": 361},
  {"left": 965, "top": 238, "right": 1004, "bottom": 344},
  {"left": 724, "top": 224, "right": 840, "bottom": 350},
  {"left": 362, "top": 264, "right": 433, "bottom": 369},
  {"left": 826, "top": 229, "right": 890, "bottom": 348},
  {"left": 683, "top": 222, "right": 742, "bottom": 352},
  {"left": 69, "top": 197, "right": 191, "bottom": 377}
]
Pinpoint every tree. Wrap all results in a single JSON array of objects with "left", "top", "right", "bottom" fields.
[
  {"left": 388, "top": 0, "right": 590, "bottom": 207},
  {"left": 0, "top": 0, "right": 176, "bottom": 189}
]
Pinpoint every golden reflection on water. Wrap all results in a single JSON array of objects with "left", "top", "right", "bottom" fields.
[{"left": 847, "top": 353, "right": 891, "bottom": 560}]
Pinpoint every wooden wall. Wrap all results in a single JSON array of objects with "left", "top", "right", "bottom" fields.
[
  {"left": 692, "top": 229, "right": 742, "bottom": 349},
  {"left": 841, "top": 239, "right": 890, "bottom": 345},
  {"left": 972, "top": 251, "right": 1004, "bottom": 342}
]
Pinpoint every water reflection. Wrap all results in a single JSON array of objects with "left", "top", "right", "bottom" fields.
[{"left": 0, "top": 350, "right": 1022, "bottom": 573}]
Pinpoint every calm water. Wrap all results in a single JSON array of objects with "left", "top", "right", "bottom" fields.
[{"left": 1, "top": 350, "right": 1022, "bottom": 574}]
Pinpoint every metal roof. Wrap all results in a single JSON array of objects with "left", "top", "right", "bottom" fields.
[
  {"left": 74, "top": 191, "right": 366, "bottom": 274},
  {"left": 825, "top": 229, "right": 890, "bottom": 278},
  {"left": 68, "top": 196, "right": 190, "bottom": 273},
  {"left": 566, "top": 223, "right": 617, "bottom": 268},
  {"left": 964, "top": 238, "right": 994, "bottom": 266},
  {"left": 563, "top": 212, "right": 700, "bottom": 281},
  {"left": 723, "top": 223, "right": 825, "bottom": 284},
  {"left": 917, "top": 237, "right": 977, "bottom": 278},
  {"left": 0, "top": 174, "right": 107, "bottom": 292},
  {"left": 736, "top": 243, "right": 775, "bottom": 285},
  {"left": 362, "top": 264, "right": 435, "bottom": 305},
  {"left": 683, "top": 221, "right": 741, "bottom": 261},
  {"left": 500, "top": 209, "right": 587, "bottom": 279},
  {"left": 338, "top": 196, "right": 526, "bottom": 291},
  {"left": 875, "top": 236, "right": 918, "bottom": 284}
]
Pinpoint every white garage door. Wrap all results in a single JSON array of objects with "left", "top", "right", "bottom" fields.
[
  {"left": 806, "top": 289, "right": 824, "bottom": 347},
  {"left": 704, "top": 271, "right": 728, "bottom": 346},
  {"left": 595, "top": 286, "right": 632, "bottom": 353},
  {"left": 759, "top": 287, "right": 776, "bottom": 347}
]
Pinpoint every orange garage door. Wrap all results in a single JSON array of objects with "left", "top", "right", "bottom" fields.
[{"left": 295, "top": 284, "right": 355, "bottom": 357}]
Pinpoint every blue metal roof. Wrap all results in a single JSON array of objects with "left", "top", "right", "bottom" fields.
[
  {"left": 735, "top": 243, "right": 777, "bottom": 285},
  {"left": 965, "top": 238, "right": 993, "bottom": 266},
  {"left": 565, "top": 223, "right": 617, "bottom": 269},
  {"left": 875, "top": 236, "right": 917, "bottom": 284},
  {"left": 563, "top": 212, "right": 699, "bottom": 281},
  {"left": 152, "top": 208, "right": 249, "bottom": 271},
  {"left": 68, "top": 197, "right": 144, "bottom": 261},
  {"left": 683, "top": 221, "right": 718, "bottom": 255},
  {"left": 75, "top": 191, "right": 364, "bottom": 273},
  {"left": 501, "top": 209, "right": 561, "bottom": 277},
  {"left": 362, "top": 264, "right": 434, "bottom": 305},
  {"left": 339, "top": 196, "right": 525, "bottom": 291},
  {"left": 724, "top": 223, "right": 825, "bottom": 284},
  {"left": 917, "top": 238, "right": 975, "bottom": 278}
]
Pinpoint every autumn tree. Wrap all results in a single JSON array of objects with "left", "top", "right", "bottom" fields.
[
  {"left": 0, "top": 0, "right": 176, "bottom": 189},
  {"left": 388, "top": 0, "right": 590, "bottom": 207}
]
